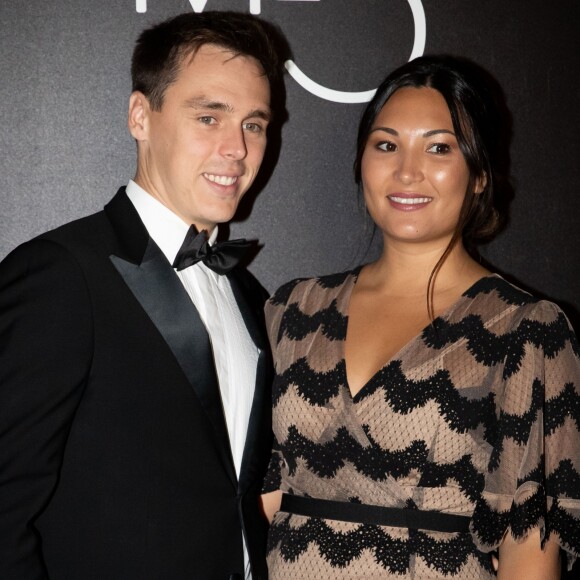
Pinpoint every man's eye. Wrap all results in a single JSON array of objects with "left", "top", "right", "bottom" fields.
[
  {"left": 243, "top": 122, "right": 263, "bottom": 134},
  {"left": 427, "top": 143, "right": 451, "bottom": 154},
  {"left": 199, "top": 116, "right": 216, "bottom": 125},
  {"left": 377, "top": 141, "right": 397, "bottom": 152}
]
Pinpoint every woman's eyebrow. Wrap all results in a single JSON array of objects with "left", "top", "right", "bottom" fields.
[
  {"left": 369, "top": 127, "right": 455, "bottom": 138},
  {"left": 423, "top": 129, "right": 456, "bottom": 137}
]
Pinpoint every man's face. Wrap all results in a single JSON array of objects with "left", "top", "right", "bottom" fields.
[{"left": 129, "top": 44, "right": 271, "bottom": 231}]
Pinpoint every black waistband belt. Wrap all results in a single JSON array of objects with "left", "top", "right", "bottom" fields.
[{"left": 280, "top": 494, "right": 471, "bottom": 533}]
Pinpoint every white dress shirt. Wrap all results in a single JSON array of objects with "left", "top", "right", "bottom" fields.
[{"left": 126, "top": 180, "right": 258, "bottom": 578}]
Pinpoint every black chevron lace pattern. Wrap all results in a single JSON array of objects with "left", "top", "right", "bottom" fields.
[
  {"left": 264, "top": 272, "right": 580, "bottom": 577},
  {"left": 268, "top": 513, "right": 495, "bottom": 575}
]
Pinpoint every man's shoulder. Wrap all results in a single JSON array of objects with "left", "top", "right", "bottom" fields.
[
  {"left": 27, "top": 187, "right": 131, "bottom": 256},
  {"left": 37, "top": 208, "right": 110, "bottom": 248},
  {"left": 1, "top": 204, "right": 116, "bottom": 276}
]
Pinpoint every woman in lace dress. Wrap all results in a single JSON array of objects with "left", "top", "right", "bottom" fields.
[{"left": 261, "top": 56, "right": 580, "bottom": 579}]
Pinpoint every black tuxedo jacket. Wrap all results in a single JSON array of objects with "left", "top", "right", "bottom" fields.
[{"left": 0, "top": 188, "right": 272, "bottom": 579}]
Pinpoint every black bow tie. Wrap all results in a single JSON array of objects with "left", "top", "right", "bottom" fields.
[{"left": 172, "top": 225, "right": 251, "bottom": 274}]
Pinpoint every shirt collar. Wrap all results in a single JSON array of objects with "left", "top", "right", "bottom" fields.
[{"left": 125, "top": 180, "right": 218, "bottom": 265}]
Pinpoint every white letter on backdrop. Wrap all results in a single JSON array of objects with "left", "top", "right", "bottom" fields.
[{"left": 188, "top": 0, "right": 208, "bottom": 12}]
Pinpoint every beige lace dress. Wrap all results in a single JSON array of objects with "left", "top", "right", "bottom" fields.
[{"left": 263, "top": 270, "right": 580, "bottom": 579}]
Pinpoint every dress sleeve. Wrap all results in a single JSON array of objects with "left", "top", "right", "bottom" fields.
[
  {"left": 261, "top": 279, "right": 304, "bottom": 493},
  {"left": 263, "top": 278, "right": 305, "bottom": 356},
  {"left": 470, "top": 300, "right": 580, "bottom": 570},
  {"left": 262, "top": 437, "right": 283, "bottom": 494}
]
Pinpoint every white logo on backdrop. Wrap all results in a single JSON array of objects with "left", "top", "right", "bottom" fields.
[
  {"left": 135, "top": 0, "right": 426, "bottom": 104},
  {"left": 135, "top": 0, "right": 318, "bottom": 14}
]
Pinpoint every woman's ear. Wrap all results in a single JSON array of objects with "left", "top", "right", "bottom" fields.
[{"left": 475, "top": 171, "right": 488, "bottom": 194}]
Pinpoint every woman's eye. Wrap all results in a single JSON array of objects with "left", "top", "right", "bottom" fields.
[
  {"left": 377, "top": 141, "right": 397, "bottom": 152},
  {"left": 427, "top": 143, "right": 451, "bottom": 154}
]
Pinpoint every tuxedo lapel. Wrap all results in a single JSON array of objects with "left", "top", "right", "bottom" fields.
[
  {"left": 227, "top": 272, "right": 268, "bottom": 352},
  {"left": 228, "top": 272, "right": 271, "bottom": 489},
  {"left": 105, "top": 189, "right": 236, "bottom": 485},
  {"left": 238, "top": 349, "right": 270, "bottom": 490}
]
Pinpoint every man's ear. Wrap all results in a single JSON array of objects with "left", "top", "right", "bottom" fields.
[
  {"left": 128, "top": 91, "right": 150, "bottom": 141},
  {"left": 475, "top": 171, "right": 488, "bottom": 194}
]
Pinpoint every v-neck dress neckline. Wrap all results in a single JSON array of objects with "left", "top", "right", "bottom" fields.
[{"left": 340, "top": 271, "right": 499, "bottom": 403}]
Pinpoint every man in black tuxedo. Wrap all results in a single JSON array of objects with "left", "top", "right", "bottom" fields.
[{"left": 0, "top": 12, "right": 281, "bottom": 579}]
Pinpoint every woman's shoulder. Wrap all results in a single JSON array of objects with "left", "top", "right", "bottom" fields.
[
  {"left": 465, "top": 274, "right": 578, "bottom": 345},
  {"left": 268, "top": 268, "right": 360, "bottom": 308},
  {"left": 467, "top": 274, "right": 565, "bottom": 315},
  {"left": 465, "top": 274, "right": 538, "bottom": 307}
]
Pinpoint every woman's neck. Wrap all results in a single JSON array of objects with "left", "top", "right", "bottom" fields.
[{"left": 362, "top": 239, "right": 490, "bottom": 298}]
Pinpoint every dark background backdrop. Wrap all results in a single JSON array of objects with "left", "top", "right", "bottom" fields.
[
  {"left": 1, "top": 1, "right": 578, "bottom": 327},
  {"left": 1, "top": 0, "right": 579, "bottom": 576}
]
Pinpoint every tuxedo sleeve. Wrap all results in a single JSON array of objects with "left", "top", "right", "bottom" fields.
[{"left": 0, "top": 239, "right": 93, "bottom": 579}]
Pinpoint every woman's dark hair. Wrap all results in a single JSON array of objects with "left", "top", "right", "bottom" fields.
[
  {"left": 354, "top": 55, "right": 507, "bottom": 319},
  {"left": 131, "top": 11, "right": 282, "bottom": 112}
]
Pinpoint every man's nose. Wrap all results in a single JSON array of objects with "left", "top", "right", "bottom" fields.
[{"left": 219, "top": 126, "right": 247, "bottom": 160}]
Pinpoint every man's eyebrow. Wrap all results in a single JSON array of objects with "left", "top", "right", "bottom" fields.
[
  {"left": 247, "top": 108, "right": 272, "bottom": 122},
  {"left": 184, "top": 97, "right": 271, "bottom": 121},
  {"left": 184, "top": 97, "right": 233, "bottom": 112},
  {"left": 369, "top": 127, "right": 456, "bottom": 137}
]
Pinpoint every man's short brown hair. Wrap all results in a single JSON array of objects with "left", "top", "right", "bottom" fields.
[{"left": 131, "top": 11, "right": 282, "bottom": 111}]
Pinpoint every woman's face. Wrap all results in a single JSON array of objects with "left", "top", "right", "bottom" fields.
[{"left": 361, "top": 86, "right": 476, "bottom": 250}]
